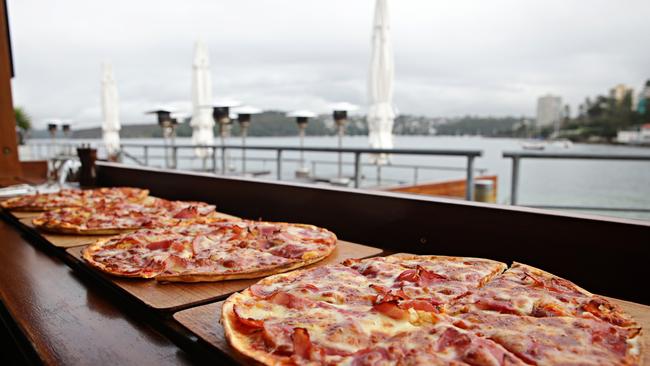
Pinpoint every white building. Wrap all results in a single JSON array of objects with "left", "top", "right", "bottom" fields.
[
  {"left": 616, "top": 124, "right": 650, "bottom": 145},
  {"left": 536, "top": 95, "right": 563, "bottom": 129}
]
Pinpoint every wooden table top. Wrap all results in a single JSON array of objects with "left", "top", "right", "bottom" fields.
[{"left": 0, "top": 220, "right": 194, "bottom": 365}]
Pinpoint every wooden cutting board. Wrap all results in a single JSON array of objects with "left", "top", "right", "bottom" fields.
[
  {"left": 173, "top": 298, "right": 650, "bottom": 365},
  {"left": 67, "top": 241, "right": 382, "bottom": 312},
  {"left": 10, "top": 211, "right": 42, "bottom": 219}
]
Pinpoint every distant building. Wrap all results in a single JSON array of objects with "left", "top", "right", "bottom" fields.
[
  {"left": 609, "top": 84, "right": 634, "bottom": 109},
  {"left": 637, "top": 80, "right": 650, "bottom": 114},
  {"left": 536, "top": 95, "right": 562, "bottom": 130}
]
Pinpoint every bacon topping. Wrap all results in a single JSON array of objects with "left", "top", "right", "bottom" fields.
[
  {"left": 437, "top": 328, "right": 471, "bottom": 352},
  {"left": 396, "top": 266, "right": 447, "bottom": 287},
  {"left": 269, "top": 292, "right": 312, "bottom": 309},
  {"left": 582, "top": 298, "right": 633, "bottom": 327},
  {"left": 145, "top": 239, "right": 173, "bottom": 251},
  {"left": 270, "top": 244, "right": 308, "bottom": 259},
  {"left": 475, "top": 300, "right": 520, "bottom": 315},
  {"left": 173, "top": 206, "right": 198, "bottom": 219},
  {"left": 233, "top": 305, "right": 264, "bottom": 333},
  {"left": 291, "top": 328, "right": 312, "bottom": 359},
  {"left": 400, "top": 299, "right": 439, "bottom": 313},
  {"left": 372, "top": 300, "right": 408, "bottom": 320}
]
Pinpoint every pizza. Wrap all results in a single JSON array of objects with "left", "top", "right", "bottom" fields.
[
  {"left": 82, "top": 220, "right": 337, "bottom": 282},
  {"left": 222, "top": 254, "right": 642, "bottom": 365},
  {"left": 32, "top": 197, "right": 221, "bottom": 235},
  {"left": 0, "top": 187, "right": 149, "bottom": 211}
]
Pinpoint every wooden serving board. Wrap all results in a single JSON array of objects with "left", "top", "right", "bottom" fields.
[
  {"left": 174, "top": 298, "right": 650, "bottom": 365},
  {"left": 10, "top": 210, "right": 42, "bottom": 219},
  {"left": 67, "top": 241, "right": 382, "bottom": 312}
]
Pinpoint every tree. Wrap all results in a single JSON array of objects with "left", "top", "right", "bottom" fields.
[{"left": 14, "top": 107, "right": 31, "bottom": 131}]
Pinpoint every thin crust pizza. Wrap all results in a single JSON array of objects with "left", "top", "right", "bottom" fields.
[
  {"left": 82, "top": 221, "right": 337, "bottom": 282},
  {"left": 32, "top": 197, "right": 221, "bottom": 235},
  {"left": 0, "top": 187, "right": 149, "bottom": 211},
  {"left": 222, "top": 255, "right": 642, "bottom": 365}
]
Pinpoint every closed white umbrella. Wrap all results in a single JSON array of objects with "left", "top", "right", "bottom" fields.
[
  {"left": 101, "top": 63, "right": 121, "bottom": 159},
  {"left": 190, "top": 40, "right": 214, "bottom": 159},
  {"left": 367, "top": 0, "right": 395, "bottom": 164}
]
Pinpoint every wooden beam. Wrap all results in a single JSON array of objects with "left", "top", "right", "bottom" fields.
[{"left": 0, "top": 0, "right": 22, "bottom": 186}]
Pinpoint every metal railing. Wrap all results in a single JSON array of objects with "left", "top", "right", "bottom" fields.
[
  {"left": 503, "top": 151, "right": 650, "bottom": 213},
  {"left": 23, "top": 141, "right": 483, "bottom": 200},
  {"left": 121, "top": 143, "right": 483, "bottom": 199}
]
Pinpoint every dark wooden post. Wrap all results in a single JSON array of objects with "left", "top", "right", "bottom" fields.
[{"left": 0, "top": 0, "right": 22, "bottom": 186}]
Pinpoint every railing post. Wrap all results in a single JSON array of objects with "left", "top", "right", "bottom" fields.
[
  {"left": 353, "top": 152, "right": 361, "bottom": 188},
  {"left": 510, "top": 156, "right": 520, "bottom": 205},
  {"left": 276, "top": 149, "right": 283, "bottom": 180},
  {"left": 465, "top": 155, "right": 475, "bottom": 201},
  {"left": 376, "top": 164, "right": 381, "bottom": 186},
  {"left": 212, "top": 147, "right": 217, "bottom": 173},
  {"left": 172, "top": 146, "right": 178, "bottom": 169},
  {"left": 413, "top": 167, "right": 419, "bottom": 185},
  {"left": 143, "top": 146, "right": 149, "bottom": 166},
  {"left": 311, "top": 161, "right": 316, "bottom": 176},
  {"left": 221, "top": 147, "right": 227, "bottom": 175}
]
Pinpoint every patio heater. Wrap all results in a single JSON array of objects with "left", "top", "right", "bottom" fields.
[
  {"left": 146, "top": 109, "right": 176, "bottom": 168},
  {"left": 287, "top": 110, "right": 316, "bottom": 178},
  {"left": 233, "top": 106, "right": 261, "bottom": 175},
  {"left": 210, "top": 99, "right": 241, "bottom": 173},
  {"left": 329, "top": 102, "right": 358, "bottom": 185}
]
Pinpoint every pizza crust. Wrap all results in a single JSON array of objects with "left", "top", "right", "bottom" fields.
[
  {"left": 222, "top": 292, "right": 292, "bottom": 365},
  {"left": 32, "top": 217, "right": 136, "bottom": 235}
]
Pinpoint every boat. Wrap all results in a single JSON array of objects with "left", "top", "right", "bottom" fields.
[{"left": 521, "top": 141, "right": 547, "bottom": 150}]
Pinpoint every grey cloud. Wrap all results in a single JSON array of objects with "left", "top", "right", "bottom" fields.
[{"left": 7, "top": 0, "right": 650, "bottom": 128}]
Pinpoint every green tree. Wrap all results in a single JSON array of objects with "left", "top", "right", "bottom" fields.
[{"left": 14, "top": 106, "right": 31, "bottom": 131}]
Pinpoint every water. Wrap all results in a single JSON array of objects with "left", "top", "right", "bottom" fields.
[{"left": 23, "top": 136, "right": 650, "bottom": 221}]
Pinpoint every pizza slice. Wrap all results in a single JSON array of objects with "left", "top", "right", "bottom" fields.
[
  {"left": 454, "top": 311, "right": 642, "bottom": 365},
  {"left": 342, "top": 255, "right": 507, "bottom": 309},
  {"left": 453, "top": 262, "right": 637, "bottom": 327}
]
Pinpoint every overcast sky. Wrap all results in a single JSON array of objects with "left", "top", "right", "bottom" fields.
[{"left": 7, "top": 0, "right": 650, "bottom": 128}]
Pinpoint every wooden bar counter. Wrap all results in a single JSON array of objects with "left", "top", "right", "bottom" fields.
[
  {"left": 1, "top": 163, "right": 649, "bottom": 365},
  {"left": 0, "top": 220, "right": 194, "bottom": 365}
]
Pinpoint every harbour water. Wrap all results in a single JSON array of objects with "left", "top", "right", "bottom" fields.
[{"left": 24, "top": 136, "right": 650, "bottom": 221}]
